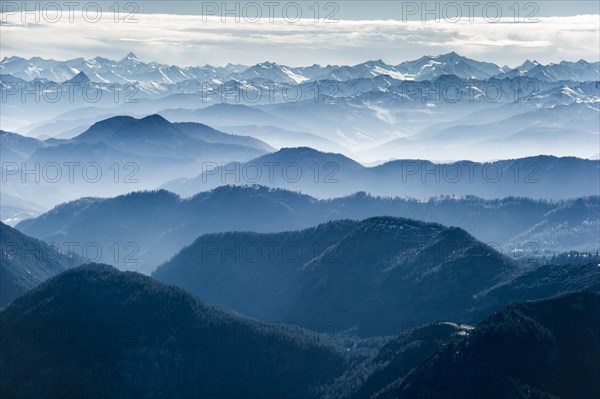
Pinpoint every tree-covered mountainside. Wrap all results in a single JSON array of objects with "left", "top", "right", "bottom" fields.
[
  {"left": 389, "top": 291, "right": 600, "bottom": 399},
  {"left": 154, "top": 217, "right": 518, "bottom": 336},
  {"left": 0, "top": 221, "right": 80, "bottom": 307},
  {"left": 154, "top": 215, "right": 600, "bottom": 337},
  {"left": 16, "top": 186, "right": 600, "bottom": 273},
  {"left": 470, "top": 262, "right": 600, "bottom": 320},
  {"left": 322, "top": 322, "right": 473, "bottom": 399},
  {"left": 0, "top": 264, "right": 350, "bottom": 399},
  {"left": 2, "top": 255, "right": 598, "bottom": 398}
]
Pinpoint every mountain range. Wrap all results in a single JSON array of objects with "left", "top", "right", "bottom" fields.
[
  {"left": 2, "top": 52, "right": 598, "bottom": 85},
  {"left": 2, "top": 52, "right": 598, "bottom": 161},
  {"left": 153, "top": 216, "right": 600, "bottom": 336},
  {"left": 14, "top": 186, "right": 599, "bottom": 273},
  {"left": 3, "top": 114, "right": 271, "bottom": 166},
  {"left": 152, "top": 217, "right": 518, "bottom": 336},
  {"left": 162, "top": 147, "right": 600, "bottom": 200},
  {"left": 0, "top": 115, "right": 273, "bottom": 218},
  {"left": 4, "top": 115, "right": 598, "bottom": 225}
]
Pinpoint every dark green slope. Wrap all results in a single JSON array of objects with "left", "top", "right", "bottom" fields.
[
  {"left": 0, "top": 264, "right": 349, "bottom": 399},
  {"left": 154, "top": 217, "right": 517, "bottom": 336},
  {"left": 389, "top": 291, "right": 600, "bottom": 399}
]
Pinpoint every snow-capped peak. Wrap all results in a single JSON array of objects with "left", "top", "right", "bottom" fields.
[{"left": 120, "top": 52, "right": 141, "bottom": 62}]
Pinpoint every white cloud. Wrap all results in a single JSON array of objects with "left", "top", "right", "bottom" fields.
[{"left": 0, "top": 13, "right": 598, "bottom": 67}]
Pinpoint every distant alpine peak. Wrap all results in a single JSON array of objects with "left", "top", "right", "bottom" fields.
[
  {"left": 524, "top": 59, "right": 539, "bottom": 66},
  {"left": 256, "top": 61, "right": 278, "bottom": 68},
  {"left": 434, "top": 51, "right": 462, "bottom": 60},
  {"left": 120, "top": 52, "right": 140, "bottom": 62},
  {"left": 363, "top": 59, "right": 388, "bottom": 66}
]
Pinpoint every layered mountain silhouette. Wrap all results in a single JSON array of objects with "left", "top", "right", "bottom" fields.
[
  {"left": 0, "top": 264, "right": 350, "bottom": 399},
  {"left": 217, "top": 124, "right": 350, "bottom": 154},
  {"left": 0, "top": 221, "right": 80, "bottom": 307},
  {"left": 16, "top": 186, "right": 599, "bottom": 273},
  {"left": 153, "top": 217, "right": 600, "bottom": 336},
  {"left": 0, "top": 116, "right": 274, "bottom": 212},
  {"left": 160, "top": 103, "right": 302, "bottom": 131},
  {"left": 72, "top": 114, "right": 272, "bottom": 156},
  {"left": 29, "top": 114, "right": 271, "bottom": 171},
  {"left": 2, "top": 46, "right": 599, "bottom": 399},
  {"left": 163, "top": 148, "right": 600, "bottom": 200},
  {"left": 153, "top": 217, "right": 518, "bottom": 335},
  {"left": 3, "top": 53, "right": 598, "bottom": 160},
  {"left": 369, "top": 101, "right": 600, "bottom": 161},
  {"left": 0, "top": 130, "right": 47, "bottom": 162}
]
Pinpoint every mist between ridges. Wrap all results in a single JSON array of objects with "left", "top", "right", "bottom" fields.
[
  {"left": 199, "top": 160, "right": 541, "bottom": 184},
  {"left": 0, "top": 159, "right": 543, "bottom": 185},
  {"left": 1, "top": 79, "right": 548, "bottom": 105}
]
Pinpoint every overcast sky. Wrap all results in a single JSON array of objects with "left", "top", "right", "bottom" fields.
[{"left": 1, "top": 1, "right": 599, "bottom": 67}]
